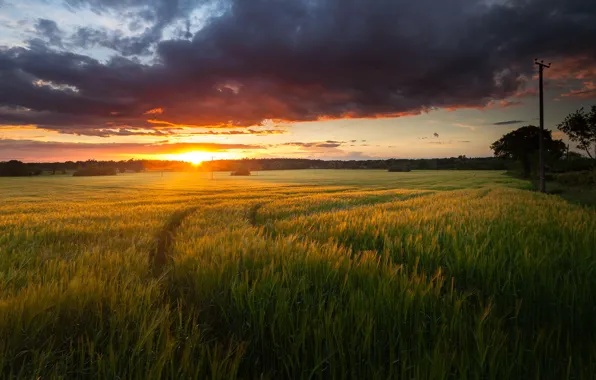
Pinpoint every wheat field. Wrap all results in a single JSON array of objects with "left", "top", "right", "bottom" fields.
[{"left": 0, "top": 170, "right": 594, "bottom": 379}]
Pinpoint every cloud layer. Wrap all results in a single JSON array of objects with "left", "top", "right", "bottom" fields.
[
  {"left": 1, "top": 0, "right": 595, "bottom": 137},
  {"left": 493, "top": 120, "right": 526, "bottom": 126},
  {"left": 0, "top": 138, "right": 262, "bottom": 161}
]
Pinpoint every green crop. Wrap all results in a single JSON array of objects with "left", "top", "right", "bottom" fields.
[{"left": 0, "top": 170, "right": 593, "bottom": 379}]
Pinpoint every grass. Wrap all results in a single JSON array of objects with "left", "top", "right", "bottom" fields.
[
  {"left": 0, "top": 170, "right": 594, "bottom": 379},
  {"left": 545, "top": 182, "right": 596, "bottom": 207},
  {"left": 511, "top": 171, "right": 596, "bottom": 207}
]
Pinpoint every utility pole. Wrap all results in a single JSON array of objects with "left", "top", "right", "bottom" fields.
[
  {"left": 535, "top": 59, "right": 551, "bottom": 193},
  {"left": 566, "top": 144, "right": 570, "bottom": 161}
]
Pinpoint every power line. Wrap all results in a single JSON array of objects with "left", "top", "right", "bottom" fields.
[{"left": 535, "top": 58, "right": 551, "bottom": 194}]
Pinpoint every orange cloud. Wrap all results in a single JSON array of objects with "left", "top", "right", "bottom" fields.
[
  {"left": 489, "top": 100, "right": 523, "bottom": 109},
  {"left": 316, "top": 110, "right": 422, "bottom": 121},
  {"left": 511, "top": 88, "right": 537, "bottom": 98},
  {"left": 0, "top": 124, "right": 38, "bottom": 130},
  {"left": 546, "top": 57, "right": 596, "bottom": 80},
  {"left": 0, "top": 139, "right": 264, "bottom": 162},
  {"left": 144, "top": 108, "right": 164, "bottom": 115},
  {"left": 147, "top": 119, "right": 176, "bottom": 126},
  {"left": 444, "top": 99, "right": 522, "bottom": 112},
  {"left": 561, "top": 81, "right": 596, "bottom": 99},
  {"left": 188, "top": 129, "right": 287, "bottom": 136}
]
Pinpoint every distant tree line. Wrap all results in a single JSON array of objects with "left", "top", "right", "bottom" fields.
[
  {"left": 2, "top": 156, "right": 514, "bottom": 177},
  {"left": 3, "top": 154, "right": 593, "bottom": 178},
  {"left": 0, "top": 159, "right": 147, "bottom": 177},
  {"left": 199, "top": 156, "right": 511, "bottom": 172}
]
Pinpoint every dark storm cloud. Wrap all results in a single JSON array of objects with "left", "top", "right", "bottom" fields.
[
  {"left": 33, "top": 19, "right": 64, "bottom": 48},
  {"left": 493, "top": 120, "right": 526, "bottom": 126},
  {"left": 64, "top": 0, "right": 211, "bottom": 55},
  {"left": 2, "top": 0, "right": 596, "bottom": 134},
  {"left": 69, "top": 27, "right": 159, "bottom": 56}
]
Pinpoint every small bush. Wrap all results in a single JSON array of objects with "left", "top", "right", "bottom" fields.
[
  {"left": 231, "top": 168, "right": 251, "bottom": 176},
  {"left": 553, "top": 171, "right": 596, "bottom": 186},
  {"left": 73, "top": 167, "right": 118, "bottom": 177}
]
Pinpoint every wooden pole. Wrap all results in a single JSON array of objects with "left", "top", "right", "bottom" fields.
[{"left": 535, "top": 59, "right": 551, "bottom": 193}]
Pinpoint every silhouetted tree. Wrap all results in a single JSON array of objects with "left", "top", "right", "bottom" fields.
[
  {"left": 491, "top": 125, "right": 566, "bottom": 178},
  {"left": 0, "top": 160, "right": 37, "bottom": 177},
  {"left": 231, "top": 167, "right": 251, "bottom": 176},
  {"left": 557, "top": 105, "right": 596, "bottom": 164}
]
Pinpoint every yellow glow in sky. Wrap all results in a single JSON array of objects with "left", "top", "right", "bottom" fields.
[{"left": 164, "top": 151, "right": 218, "bottom": 164}]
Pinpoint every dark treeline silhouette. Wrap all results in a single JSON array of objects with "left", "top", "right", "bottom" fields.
[
  {"left": 73, "top": 166, "right": 119, "bottom": 177},
  {"left": 205, "top": 156, "right": 591, "bottom": 175},
  {"left": 0, "top": 159, "right": 147, "bottom": 177},
  {"left": 2, "top": 155, "right": 592, "bottom": 178},
  {"left": 201, "top": 156, "right": 510, "bottom": 171},
  {"left": 1, "top": 157, "right": 510, "bottom": 176},
  {"left": 0, "top": 160, "right": 43, "bottom": 177}
]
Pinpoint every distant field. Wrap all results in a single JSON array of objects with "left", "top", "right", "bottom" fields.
[{"left": 1, "top": 170, "right": 594, "bottom": 379}]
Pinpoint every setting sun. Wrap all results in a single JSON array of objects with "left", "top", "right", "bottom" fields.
[{"left": 169, "top": 151, "right": 213, "bottom": 165}]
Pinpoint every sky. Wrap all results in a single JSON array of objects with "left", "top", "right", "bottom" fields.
[{"left": 0, "top": 0, "right": 595, "bottom": 163}]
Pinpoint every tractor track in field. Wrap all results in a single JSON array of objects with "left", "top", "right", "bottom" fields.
[
  {"left": 152, "top": 200, "right": 265, "bottom": 277},
  {"left": 150, "top": 206, "right": 200, "bottom": 276},
  {"left": 247, "top": 191, "right": 436, "bottom": 239},
  {"left": 247, "top": 203, "right": 265, "bottom": 227},
  {"left": 151, "top": 191, "right": 434, "bottom": 275}
]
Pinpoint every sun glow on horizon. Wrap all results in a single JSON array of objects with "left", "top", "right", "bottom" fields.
[{"left": 166, "top": 151, "right": 216, "bottom": 165}]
